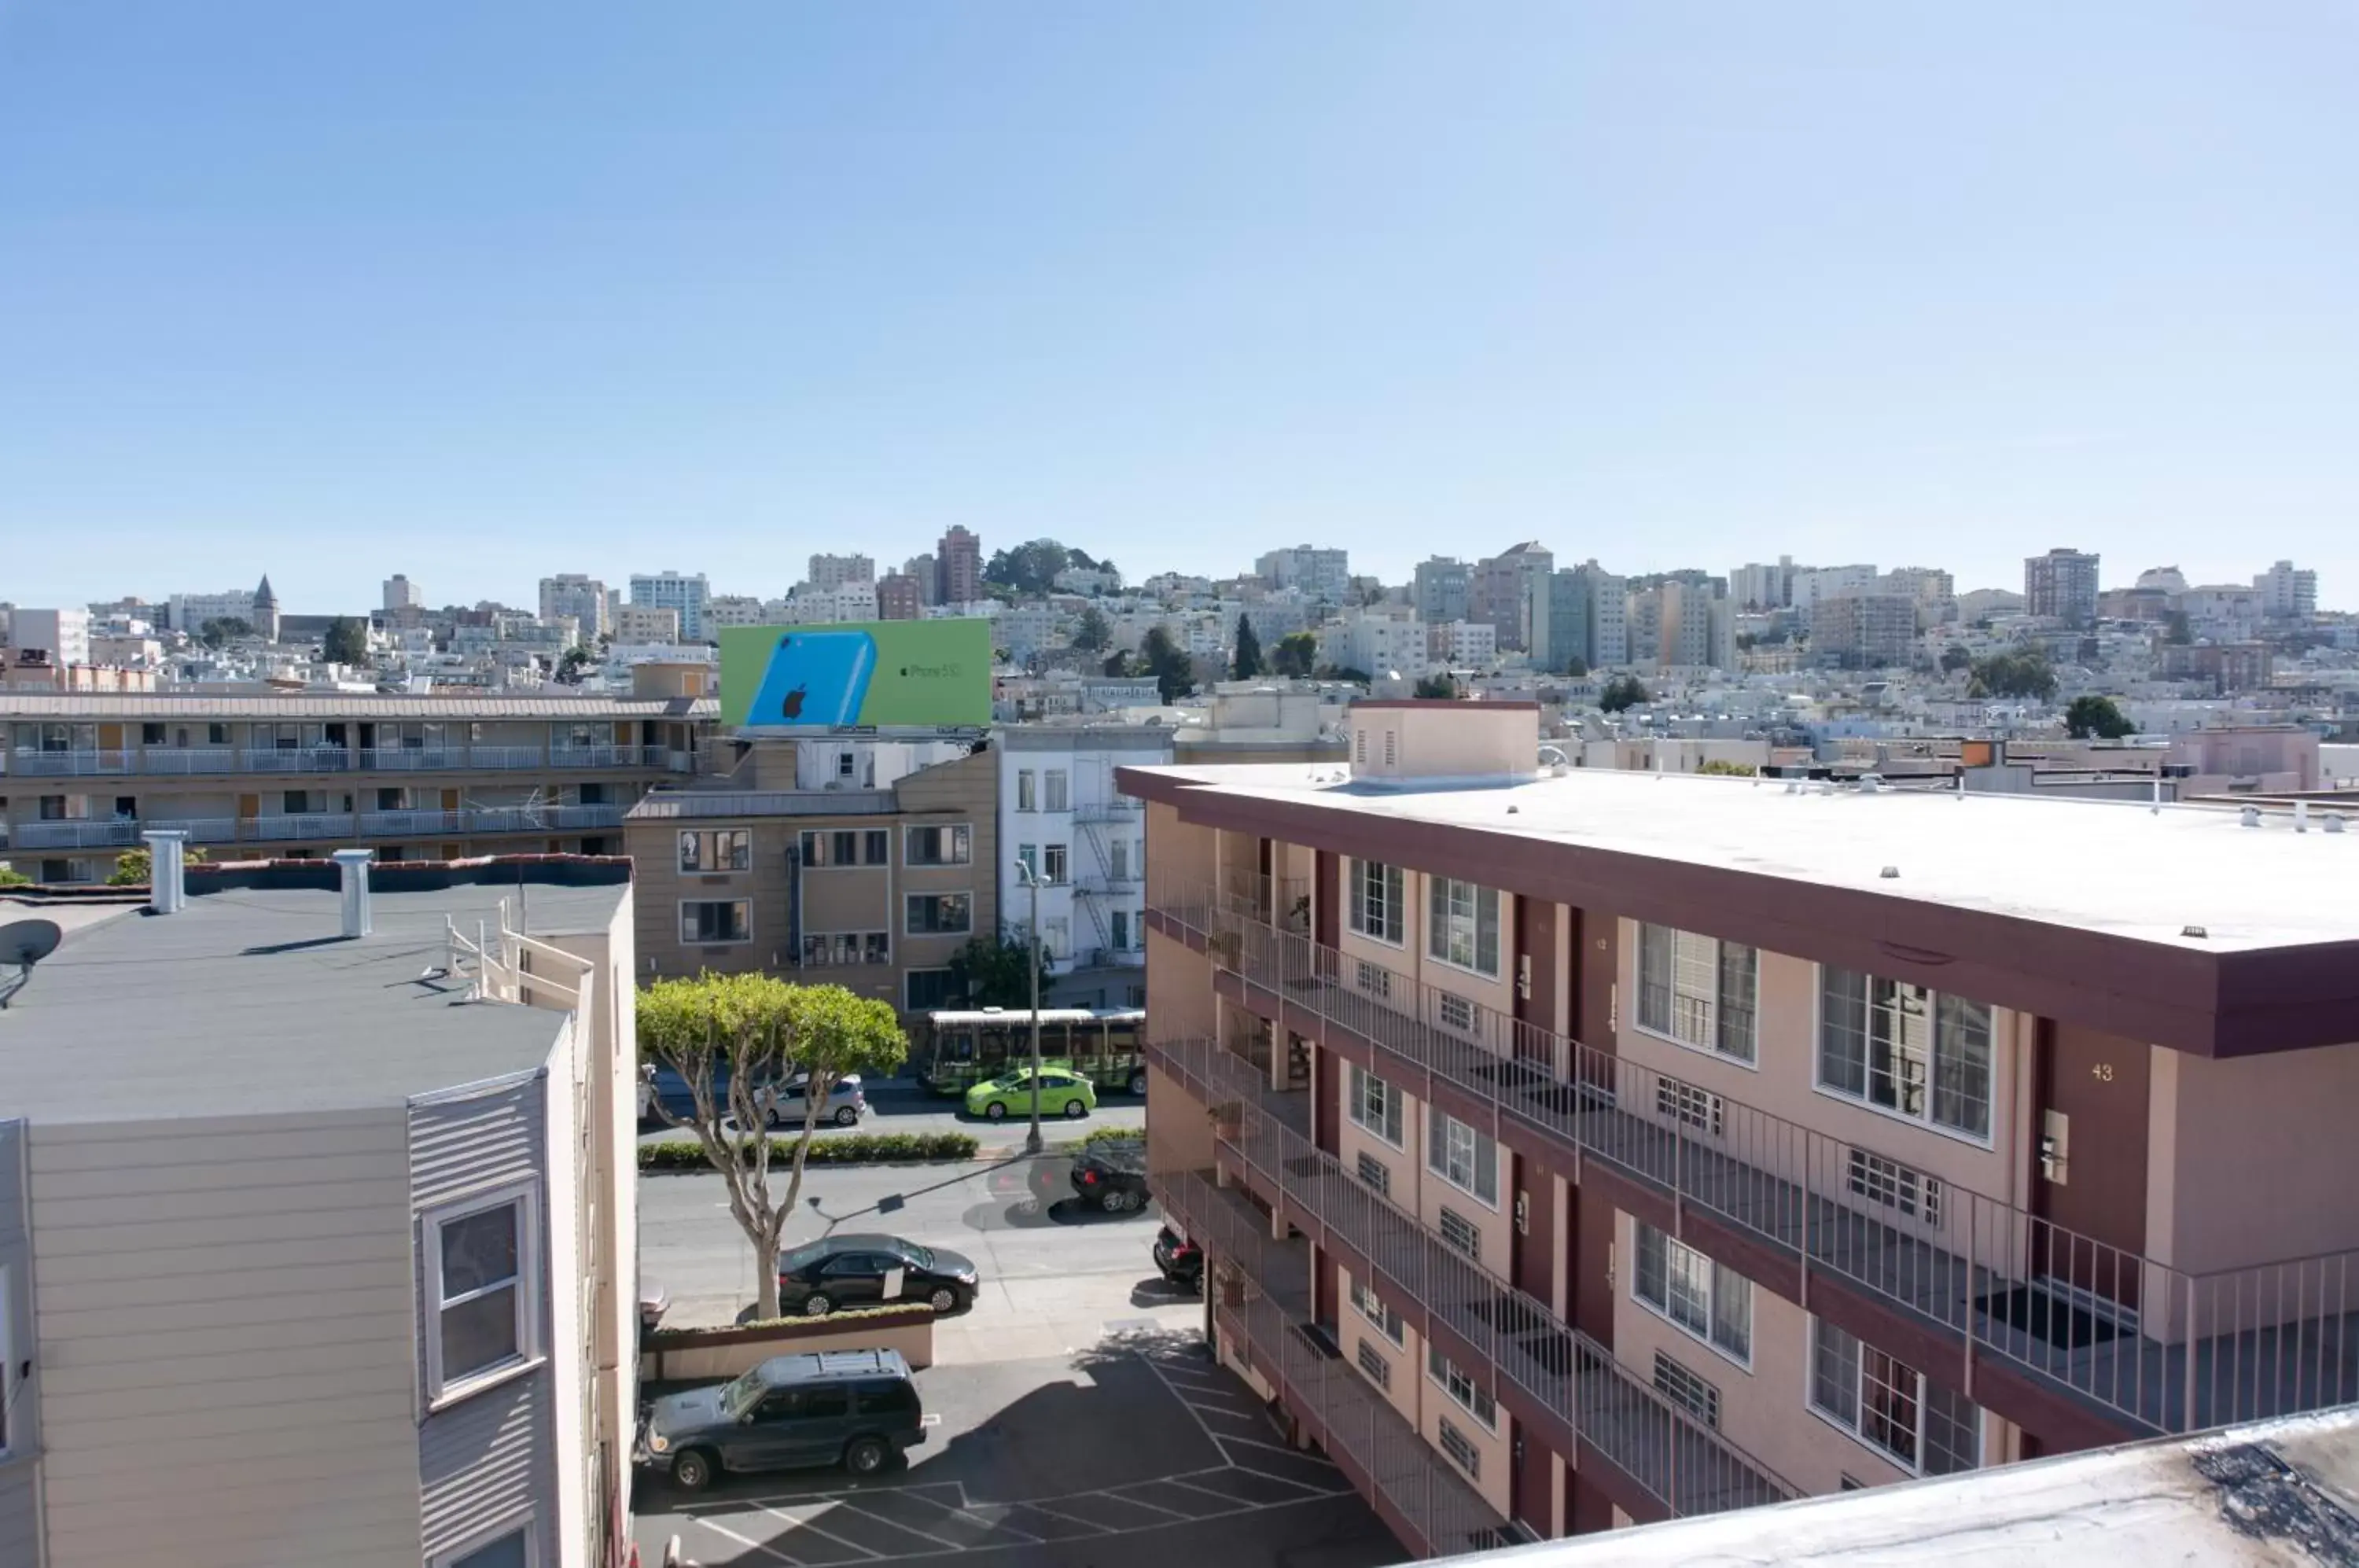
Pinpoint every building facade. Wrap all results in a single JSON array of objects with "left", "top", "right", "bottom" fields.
[
  {"left": 629, "top": 571, "right": 712, "bottom": 642},
  {"left": 1473, "top": 544, "right": 1554, "bottom": 652},
  {"left": 1126, "top": 701, "right": 2359, "bottom": 1555},
  {"left": 937, "top": 528, "right": 984, "bottom": 606},
  {"left": 995, "top": 727, "right": 1168, "bottom": 1009},
  {"left": 2024, "top": 549, "right": 2101, "bottom": 627},
  {"left": 2253, "top": 560, "right": 2318, "bottom": 620},
  {"left": 384, "top": 573, "right": 422, "bottom": 612},
  {"left": 1415, "top": 558, "right": 1473, "bottom": 625},
  {"left": 6, "top": 609, "right": 90, "bottom": 670},
  {"left": 1256, "top": 546, "right": 1352, "bottom": 603},
  {"left": 878, "top": 572, "right": 924, "bottom": 620},
  {"left": 539, "top": 575, "right": 610, "bottom": 642},
  {"left": 1811, "top": 594, "right": 1919, "bottom": 668},
  {"left": 809, "top": 553, "right": 876, "bottom": 591}
]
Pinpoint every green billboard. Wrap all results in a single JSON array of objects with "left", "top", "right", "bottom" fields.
[{"left": 719, "top": 620, "right": 993, "bottom": 731}]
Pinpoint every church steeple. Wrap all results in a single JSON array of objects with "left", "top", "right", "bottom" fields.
[{"left": 252, "top": 574, "right": 281, "bottom": 642}]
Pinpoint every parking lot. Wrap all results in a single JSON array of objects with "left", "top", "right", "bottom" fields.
[{"left": 634, "top": 1331, "right": 1404, "bottom": 1568}]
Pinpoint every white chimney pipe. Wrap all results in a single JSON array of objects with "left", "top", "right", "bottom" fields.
[
  {"left": 331, "top": 848, "right": 374, "bottom": 939},
  {"left": 143, "top": 830, "right": 187, "bottom": 915}
]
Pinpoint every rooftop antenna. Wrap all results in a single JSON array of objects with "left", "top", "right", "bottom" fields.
[{"left": 0, "top": 918, "right": 64, "bottom": 1010}]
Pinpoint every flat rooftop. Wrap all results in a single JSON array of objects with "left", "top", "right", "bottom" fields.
[
  {"left": 1125, "top": 763, "right": 2359, "bottom": 955},
  {"left": 0, "top": 878, "right": 627, "bottom": 1124}
]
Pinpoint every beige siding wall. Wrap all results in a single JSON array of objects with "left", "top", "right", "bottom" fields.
[
  {"left": 31, "top": 1111, "right": 422, "bottom": 1568},
  {"left": 2151, "top": 1039, "right": 2359, "bottom": 1277}
]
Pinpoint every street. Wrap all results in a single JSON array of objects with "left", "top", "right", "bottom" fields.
[{"left": 641, "top": 1073, "right": 1147, "bottom": 1157}]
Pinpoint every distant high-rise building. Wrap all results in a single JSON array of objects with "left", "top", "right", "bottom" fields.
[
  {"left": 1880, "top": 566, "right": 1955, "bottom": 622},
  {"left": 2024, "top": 548, "right": 2101, "bottom": 627},
  {"left": 1412, "top": 558, "right": 1472, "bottom": 624},
  {"left": 381, "top": 574, "right": 421, "bottom": 613},
  {"left": 630, "top": 570, "right": 712, "bottom": 640},
  {"left": 1544, "top": 570, "right": 1591, "bottom": 672},
  {"left": 9, "top": 608, "right": 91, "bottom": 668},
  {"left": 1812, "top": 594, "right": 1919, "bottom": 668},
  {"left": 937, "top": 528, "right": 983, "bottom": 605},
  {"left": 903, "top": 554, "right": 939, "bottom": 607},
  {"left": 1254, "top": 545, "right": 1352, "bottom": 602},
  {"left": 539, "top": 574, "right": 609, "bottom": 641},
  {"left": 1470, "top": 543, "right": 1553, "bottom": 650},
  {"left": 2254, "top": 560, "right": 2319, "bottom": 620},
  {"left": 1730, "top": 557, "right": 1803, "bottom": 610},
  {"left": 878, "top": 573, "right": 923, "bottom": 620},
  {"left": 165, "top": 588, "right": 258, "bottom": 636},
  {"left": 251, "top": 575, "right": 281, "bottom": 642},
  {"left": 1791, "top": 565, "right": 1879, "bottom": 626},
  {"left": 1658, "top": 580, "right": 1732, "bottom": 668},
  {"left": 613, "top": 604, "right": 682, "bottom": 642},
  {"left": 808, "top": 554, "right": 876, "bottom": 591},
  {"left": 705, "top": 595, "right": 771, "bottom": 628}
]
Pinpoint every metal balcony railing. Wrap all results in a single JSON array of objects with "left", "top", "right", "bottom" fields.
[
  {"left": 240, "top": 747, "right": 355, "bottom": 773},
  {"left": 11, "top": 819, "right": 143, "bottom": 850},
  {"left": 250, "top": 813, "right": 357, "bottom": 841},
  {"left": 1150, "top": 1036, "right": 1797, "bottom": 1520},
  {"left": 1156, "top": 1169, "right": 1511, "bottom": 1559},
  {"left": 1150, "top": 883, "right": 2359, "bottom": 1437},
  {"left": 1074, "top": 798, "right": 1145, "bottom": 824},
  {"left": 4, "top": 749, "right": 134, "bottom": 777},
  {"left": 138, "top": 749, "right": 252, "bottom": 775}
]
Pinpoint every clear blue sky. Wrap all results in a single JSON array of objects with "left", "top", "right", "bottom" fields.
[{"left": 2, "top": 2, "right": 2352, "bottom": 613}]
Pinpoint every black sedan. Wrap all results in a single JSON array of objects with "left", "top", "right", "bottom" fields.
[
  {"left": 778, "top": 1234, "right": 980, "bottom": 1317},
  {"left": 1070, "top": 1143, "right": 1150, "bottom": 1213}
]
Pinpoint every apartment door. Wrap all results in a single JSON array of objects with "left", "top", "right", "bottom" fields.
[
  {"left": 1313, "top": 851, "right": 1339, "bottom": 949},
  {"left": 1511, "top": 1416, "right": 1555, "bottom": 1540},
  {"left": 2029, "top": 1020, "right": 2151, "bottom": 1313}
]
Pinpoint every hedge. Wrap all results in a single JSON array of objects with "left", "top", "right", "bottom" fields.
[
  {"left": 639, "top": 1131, "right": 979, "bottom": 1172},
  {"left": 643, "top": 1301, "right": 934, "bottom": 1342}
]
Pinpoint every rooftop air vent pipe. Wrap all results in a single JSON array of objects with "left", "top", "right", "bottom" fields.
[
  {"left": 2239, "top": 806, "right": 2262, "bottom": 829},
  {"left": 332, "top": 848, "right": 374, "bottom": 939},
  {"left": 142, "top": 830, "right": 188, "bottom": 915}
]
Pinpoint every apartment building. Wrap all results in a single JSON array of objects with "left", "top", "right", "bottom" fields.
[
  {"left": 0, "top": 852, "right": 642, "bottom": 1567},
  {"left": 539, "top": 575, "right": 611, "bottom": 642},
  {"left": 1127, "top": 701, "right": 2359, "bottom": 1555},
  {"left": 937, "top": 527, "right": 984, "bottom": 606},
  {"left": 628, "top": 571, "right": 711, "bottom": 642},
  {"left": 624, "top": 745, "right": 997, "bottom": 1015},
  {"left": 997, "top": 727, "right": 1166, "bottom": 1009},
  {"left": 2025, "top": 549, "right": 2101, "bottom": 627},
  {"left": 0, "top": 690, "right": 718, "bottom": 883}
]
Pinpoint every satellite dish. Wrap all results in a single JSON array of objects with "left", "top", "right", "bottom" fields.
[{"left": 0, "top": 919, "right": 62, "bottom": 969}]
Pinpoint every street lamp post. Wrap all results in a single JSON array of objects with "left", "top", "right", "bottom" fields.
[{"left": 1017, "top": 859, "right": 1045, "bottom": 1155}]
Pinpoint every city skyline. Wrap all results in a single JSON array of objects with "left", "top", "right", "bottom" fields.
[{"left": 2, "top": 6, "right": 2352, "bottom": 609}]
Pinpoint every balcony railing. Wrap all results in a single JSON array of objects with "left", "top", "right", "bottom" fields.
[
  {"left": 4, "top": 749, "right": 134, "bottom": 777},
  {"left": 1075, "top": 797, "right": 1146, "bottom": 824},
  {"left": 251, "top": 813, "right": 357, "bottom": 841},
  {"left": 1157, "top": 1169, "right": 1511, "bottom": 1559},
  {"left": 240, "top": 747, "right": 355, "bottom": 773},
  {"left": 11, "top": 819, "right": 143, "bottom": 850},
  {"left": 1152, "top": 884, "right": 2359, "bottom": 1438},
  {"left": 0, "top": 744, "right": 684, "bottom": 778},
  {"left": 138, "top": 749, "right": 252, "bottom": 775},
  {"left": 1150, "top": 1036, "right": 1796, "bottom": 1521},
  {"left": 123, "top": 805, "right": 627, "bottom": 848}
]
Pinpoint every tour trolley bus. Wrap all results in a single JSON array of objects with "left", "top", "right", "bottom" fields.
[{"left": 918, "top": 1007, "right": 1147, "bottom": 1097}]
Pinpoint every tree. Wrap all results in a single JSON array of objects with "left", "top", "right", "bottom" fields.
[
  {"left": 1072, "top": 606, "right": 1111, "bottom": 653},
  {"left": 1412, "top": 672, "right": 1458, "bottom": 699},
  {"left": 1562, "top": 656, "right": 1590, "bottom": 679},
  {"left": 198, "top": 617, "right": 252, "bottom": 648},
  {"left": 1314, "top": 664, "right": 1372, "bottom": 683},
  {"left": 1231, "top": 615, "right": 1264, "bottom": 679},
  {"left": 2163, "top": 609, "right": 2193, "bottom": 646},
  {"left": 1140, "top": 625, "right": 1194, "bottom": 702},
  {"left": 107, "top": 842, "right": 208, "bottom": 887},
  {"left": 1598, "top": 674, "right": 1651, "bottom": 712},
  {"left": 1967, "top": 651, "right": 2057, "bottom": 700},
  {"left": 1101, "top": 650, "right": 1139, "bottom": 678},
  {"left": 1696, "top": 759, "right": 1758, "bottom": 777},
  {"left": 1271, "top": 631, "right": 1318, "bottom": 678},
  {"left": 948, "top": 931, "right": 1054, "bottom": 1010},
  {"left": 1939, "top": 644, "right": 1972, "bottom": 674},
  {"left": 0, "top": 865, "right": 30, "bottom": 888},
  {"left": 1066, "top": 547, "right": 1099, "bottom": 571},
  {"left": 983, "top": 539, "right": 1074, "bottom": 596},
  {"left": 555, "top": 646, "right": 595, "bottom": 685},
  {"left": 2065, "top": 694, "right": 2137, "bottom": 740},
  {"left": 322, "top": 615, "right": 369, "bottom": 666},
  {"left": 639, "top": 974, "right": 907, "bottom": 1320}
]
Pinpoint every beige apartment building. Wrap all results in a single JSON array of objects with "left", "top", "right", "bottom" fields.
[
  {"left": 0, "top": 689, "right": 719, "bottom": 883},
  {"left": 1127, "top": 701, "right": 2359, "bottom": 1555},
  {"left": 624, "top": 745, "right": 998, "bottom": 1014}
]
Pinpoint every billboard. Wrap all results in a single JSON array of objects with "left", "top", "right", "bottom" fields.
[{"left": 719, "top": 620, "right": 993, "bottom": 731}]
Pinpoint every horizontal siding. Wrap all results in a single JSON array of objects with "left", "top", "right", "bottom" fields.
[
  {"left": 0, "top": 1118, "right": 37, "bottom": 1568},
  {"left": 29, "top": 1113, "right": 424, "bottom": 1568}
]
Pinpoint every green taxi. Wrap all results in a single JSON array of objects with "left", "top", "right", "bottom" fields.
[{"left": 963, "top": 1066, "right": 1097, "bottom": 1122}]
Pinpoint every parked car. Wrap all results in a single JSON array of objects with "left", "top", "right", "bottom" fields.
[
  {"left": 778, "top": 1233, "right": 979, "bottom": 1317},
  {"left": 723, "top": 1074, "right": 868, "bottom": 1132},
  {"left": 639, "top": 1276, "right": 672, "bottom": 1331},
  {"left": 653, "top": 1066, "right": 866, "bottom": 1129},
  {"left": 963, "top": 1066, "right": 1096, "bottom": 1123},
  {"left": 640, "top": 1349, "right": 926, "bottom": 1490},
  {"left": 1153, "top": 1226, "right": 1203, "bottom": 1291},
  {"left": 1070, "top": 1140, "right": 1150, "bottom": 1213}
]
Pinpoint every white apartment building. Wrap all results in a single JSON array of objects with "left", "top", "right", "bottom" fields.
[
  {"left": 1319, "top": 607, "right": 1429, "bottom": 679},
  {"left": 2254, "top": 559, "right": 2319, "bottom": 620},
  {"left": 1791, "top": 565, "right": 1879, "bottom": 626},
  {"left": 629, "top": 571, "right": 711, "bottom": 641},
  {"left": 165, "top": 589, "right": 258, "bottom": 635},
  {"left": 1254, "top": 545, "right": 1352, "bottom": 602},
  {"left": 6, "top": 609, "right": 90, "bottom": 669},
  {"left": 808, "top": 553, "right": 876, "bottom": 591},
  {"left": 539, "top": 575, "right": 609, "bottom": 642},
  {"left": 705, "top": 594, "right": 771, "bottom": 628},
  {"left": 901, "top": 554, "right": 937, "bottom": 606},
  {"left": 381, "top": 574, "right": 421, "bottom": 612},
  {"left": 997, "top": 726, "right": 1168, "bottom": 1007},
  {"left": 1812, "top": 593, "right": 1919, "bottom": 668},
  {"left": 1730, "top": 558, "right": 1801, "bottom": 610},
  {"left": 613, "top": 604, "right": 682, "bottom": 642},
  {"left": 1429, "top": 619, "right": 1497, "bottom": 668}
]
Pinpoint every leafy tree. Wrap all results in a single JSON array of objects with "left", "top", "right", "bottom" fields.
[
  {"left": 1101, "top": 650, "right": 1139, "bottom": 678},
  {"left": 1412, "top": 672, "right": 1458, "bottom": 699},
  {"left": 1968, "top": 651, "right": 2057, "bottom": 700},
  {"left": 555, "top": 646, "right": 595, "bottom": 685},
  {"left": 1314, "top": 664, "right": 1372, "bottom": 683},
  {"left": 198, "top": 617, "right": 252, "bottom": 648},
  {"left": 1066, "top": 547, "right": 1099, "bottom": 570},
  {"left": 1939, "top": 644, "right": 1972, "bottom": 674},
  {"left": 2163, "top": 609, "right": 2193, "bottom": 646},
  {"left": 947, "top": 931, "right": 1054, "bottom": 1010},
  {"left": 322, "top": 615, "right": 370, "bottom": 666},
  {"left": 1140, "top": 625, "right": 1194, "bottom": 702},
  {"left": 1696, "top": 759, "right": 1758, "bottom": 777},
  {"left": 1598, "top": 674, "right": 1651, "bottom": 712},
  {"left": 639, "top": 975, "right": 907, "bottom": 1320},
  {"left": 107, "top": 842, "right": 208, "bottom": 887},
  {"left": 982, "top": 539, "right": 1074, "bottom": 596},
  {"left": 0, "top": 865, "right": 30, "bottom": 888},
  {"left": 1271, "top": 631, "right": 1319, "bottom": 678},
  {"left": 1071, "top": 606, "right": 1112, "bottom": 653},
  {"left": 1562, "top": 656, "right": 1589, "bottom": 678},
  {"left": 2065, "top": 694, "right": 2137, "bottom": 740},
  {"left": 1734, "top": 632, "right": 1757, "bottom": 653},
  {"left": 1231, "top": 614, "right": 1264, "bottom": 679}
]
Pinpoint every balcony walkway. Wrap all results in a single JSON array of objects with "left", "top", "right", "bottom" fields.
[{"left": 1159, "top": 893, "right": 2359, "bottom": 1439}]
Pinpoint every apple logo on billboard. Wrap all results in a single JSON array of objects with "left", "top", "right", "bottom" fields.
[{"left": 782, "top": 686, "right": 807, "bottom": 720}]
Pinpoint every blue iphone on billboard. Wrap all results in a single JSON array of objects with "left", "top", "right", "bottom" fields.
[{"left": 749, "top": 630, "right": 878, "bottom": 728}]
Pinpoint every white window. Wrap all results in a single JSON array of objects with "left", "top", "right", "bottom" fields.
[
  {"left": 1042, "top": 917, "right": 1069, "bottom": 959},
  {"left": 836, "top": 751, "right": 856, "bottom": 780},
  {"left": 905, "top": 824, "right": 970, "bottom": 866},
  {"left": 424, "top": 1184, "right": 540, "bottom": 1403},
  {"left": 677, "top": 829, "right": 751, "bottom": 873},
  {"left": 1349, "top": 1065, "right": 1403, "bottom": 1146},
  {"left": 1633, "top": 1220, "right": 1751, "bottom": 1362},
  {"left": 1355, "top": 959, "right": 1393, "bottom": 1000},
  {"left": 1351, "top": 1278, "right": 1404, "bottom": 1343},
  {"left": 905, "top": 893, "right": 972, "bottom": 936},
  {"left": 1637, "top": 924, "right": 1757, "bottom": 1062},
  {"left": 1847, "top": 1148, "right": 1942, "bottom": 1226},
  {"left": 432, "top": 1519, "right": 537, "bottom": 1568},
  {"left": 1428, "top": 1345, "right": 1496, "bottom": 1429},
  {"left": 1437, "top": 991, "right": 1474, "bottom": 1035},
  {"left": 1043, "top": 769, "right": 1069, "bottom": 812},
  {"left": 1017, "top": 770, "right": 1036, "bottom": 812},
  {"left": 679, "top": 900, "right": 750, "bottom": 944},
  {"left": 1437, "top": 1206, "right": 1481, "bottom": 1261},
  {"left": 1356, "top": 1338, "right": 1393, "bottom": 1389},
  {"left": 1427, "top": 878, "right": 1501, "bottom": 977},
  {"left": 1437, "top": 1417, "right": 1480, "bottom": 1478},
  {"left": 1109, "top": 838, "right": 1130, "bottom": 881},
  {"left": 1818, "top": 968, "right": 1993, "bottom": 1139},
  {"left": 1652, "top": 1350, "right": 1720, "bottom": 1430},
  {"left": 1110, "top": 911, "right": 1130, "bottom": 951},
  {"left": 1656, "top": 1077, "right": 1724, "bottom": 1136},
  {"left": 1017, "top": 843, "right": 1038, "bottom": 878},
  {"left": 1042, "top": 844, "right": 1069, "bottom": 884},
  {"left": 1349, "top": 859, "right": 1404, "bottom": 944},
  {"left": 1810, "top": 1316, "right": 1982, "bottom": 1475},
  {"left": 1426, "top": 1105, "right": 1499, "bottom": 1205},
  {"left": 1354, "top": 1150, "right": 1392, "bottom": 1197}
]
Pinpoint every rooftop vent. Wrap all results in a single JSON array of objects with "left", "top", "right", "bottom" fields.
[
  {"left": 2328, "top": 815, "right": 2348, "bottom": 835},
  {"left": 143, "top": 830, "right": 189, "bottom": 915},
  {"left": 2239, "top": 807, "right": 2262, "bottom": 829},
  {"left": 332, "top": 848, "right": 374, "bottom": 939},
  {"left": 2182, "top": 925, "right": 2208, "bottom": 939}
]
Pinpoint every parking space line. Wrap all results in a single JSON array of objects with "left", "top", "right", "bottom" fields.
[
  {"left": 1098, "top": 1488, "right": 1198, "bottom": 1521},
  {"left": 1158, "top": 1476, "right": 1264, "bottom": 1509},
  {"left": 1199, "top": 1462, "right": 1331, "bottom": 1495},
  {"left": 697, "top": 1517, "right": 807, "bottom": 1566},
  {"left": 887, "top": 1489, "right": 1050, "bottom": 1544},
  {"left": 1214, "top": 1434, "right": 1319, "bottom": 1459},
  {"left": 1014, "top": 1500, "right": 1116, "bottom": 1534},
  {"left": 1182, "top": 1400, "right": 1261, "bottom": 1419},
  {"left": 826, "top": 1501, "right": 966, "bottom": 1553},
  {"left": 754, "top": 1506, "right": 885, "bottom": 1559}
]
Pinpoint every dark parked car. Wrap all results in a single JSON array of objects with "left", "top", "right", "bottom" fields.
[
  {"left": 1070, "top": 1142, "right": 1150, "bottom": 1213},
  {"left": 778, "top": 1234, "right": 979, "bottom": 1317},
  {"left": 1153, "top": 1226, "right": 1202, "bottom": 1291},
  {"left": 640, "top": 1349, "right": 925, "bottom": 1490}
]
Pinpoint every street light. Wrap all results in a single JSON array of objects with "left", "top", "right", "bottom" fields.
[{"left": 1014, "top": 856, "right": 1046, "bottom": 1155}]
